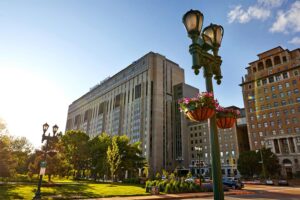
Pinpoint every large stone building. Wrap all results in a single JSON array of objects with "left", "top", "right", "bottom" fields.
[
  {"left": 65, "top": 52, "right": 198, "bottom": 173},
  {"left": 240, "top": 46, "right": 300, "bottom": 177},
  {"left": 188, "top": 106, "right": 249, "bottom": 177}
]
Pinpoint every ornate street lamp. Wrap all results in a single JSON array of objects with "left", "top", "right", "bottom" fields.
[
  {"left": 33, "top": 123, "right": 59, "bottom": 200},
  {"left": 183, "top": 9, "right": 224, "bottom": 200}
]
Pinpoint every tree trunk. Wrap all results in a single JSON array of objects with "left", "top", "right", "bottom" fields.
[{"left": 48, "top": 174, "right": 51, "bottom": 182}]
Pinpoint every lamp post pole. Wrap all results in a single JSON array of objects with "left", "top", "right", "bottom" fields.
[
  {"left": 259, "top": 148, "right": 266, "bottom": 181},
  {"left": 33, "top": 123, "right": 59, "bottom": 200},
  {"left": 183, "top": 9, "right": 224, "bottom": 200}
]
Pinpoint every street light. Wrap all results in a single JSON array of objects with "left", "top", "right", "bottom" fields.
[
  {"left": 33, "top": 123, "right": 59, "bottom": 200},
  {"left": 195, "top": 146, "right": 203, "bottom": 177},
  {"left": 257, "top": 148, "right": 267, "bottom": 181},
  {"left": 183, "top": 9, "right": 224, "bottom": 200}
]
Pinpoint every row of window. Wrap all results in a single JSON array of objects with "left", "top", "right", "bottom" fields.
[
  {"left": 251, "top": 118, "right": 299, "bottom": 129},
  {"left": 250, "top": 107, "right": 300, "bottom": 121},
  {"left": 249, "top": 98, "right": 300, "bottom": 113},
  {"left": 252, "top": 128, "right": 300, "bottom": 138},
  {"left": 249, "top": 88, "right": 300, "bottom": 104},
  {"left": 250, "top": 55, "right": 287, "bottom": 73}
]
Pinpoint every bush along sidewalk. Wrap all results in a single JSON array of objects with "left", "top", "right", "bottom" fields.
[{"left": 145, "top": 179, "right": 213, "bottom": 194}]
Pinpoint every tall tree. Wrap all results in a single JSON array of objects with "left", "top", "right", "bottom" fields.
[
  {"left": 60, "top": 130, "right": 90, "bottom": 178},
  {"left": 107, "top": 137, "right": 121, "bottom": 182},
  {"left": 0, "top": 134, "right": 16, "bottom": 177},
  {"left": 237, "top": 150, "right": 260, "bottom": 178},
  {"left": 89, "top": 133, "right": 111, "bottom": 180},
  {"left": 259, "top": 148, "right": 281, "bottom": 178}
]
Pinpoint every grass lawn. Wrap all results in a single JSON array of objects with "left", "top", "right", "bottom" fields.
[{"left": 0, "top": 182, "right": 148, "bottom": 199}]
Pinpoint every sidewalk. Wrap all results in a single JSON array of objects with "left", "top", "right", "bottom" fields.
[{"left": 85, "top": 190, "right": 254, "bottom": 200}]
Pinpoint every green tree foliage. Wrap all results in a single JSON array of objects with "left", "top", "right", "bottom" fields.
[
  {"left": 60, "top": 130, "right": 90, "bottom": 178},
  {"left": 107, "top": 137, "right": 121, "bottom": 182},
  {"left": 0, "top": 134, "right": 16, "bottom": 177},
  {"left": 89, "top": 133, "right": 111, "bottom": 180},
  {"left": 259, "top": 148, "right": 281, "bottom": 177},
  {"left": 237, "top": 150, "right": 260, "bottom": 178}
]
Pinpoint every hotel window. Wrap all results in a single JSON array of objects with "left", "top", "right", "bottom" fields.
[
  {"left": 291, "top": 108, "right": 295, "bottom": 114},
  {"left": 269, "top": 112, "right": 273, "bottom": 117},
  {"left": 251, "top": 124, "right": 255, "bottom": 129},
  {"left": 288, "top": 99, "right": 293, "bottom": 104},
  {"left": 262, "top": 79, "right": 267, "bottom": 85},
  {"left": 271, "top": 86, "right": 275, "bottom": 91},
  {"left": 278, "top": 84, "right": 283, "bottom": 90},
  {"left": 287, "top": 91, "right": 292, "bottom": 97},
  {"left": 270, "top": 121, "right": 275, "bottom": 127},
  {"left": 292, "top": 80, "right": 297, "bottom": 85},
  {"left": 265, "top": 96, "right": 270, "bottom": 101},
  {"left": 280, "top": 130, "right": 284, "bottom": 134},
  {"left": 257, "top": 114, "right": 261, "bottom": 119},
  {"left": 272, "top": 94, "right": 277, "bottom": 99},
  {"left": 294, "top": 70, "right": 299, "bottom": 76},
  {"left": 280, "top": 92, "right": 285, "bottom": 98},
  {"left": 283, "top": 72, "right": 289, "bottom": 79},
  {"left": 295, "top": 127, "right": 300, "bottom": 133},
  {"left": 263, "top": 114, "right": 267, "bottom": 119},
  {"left": 283, "top": 110, "right": 289, "bottom": 115},
  {"left": 282, "top": 56, "right": 287, "bottom": 62},
  {"left": 250, "top": 116, "right": 254, "bottom": 121},
  {"left": 258, "top": 123, "right": 262, "bottom": 128},
  {"left": 256, "top": 80, "right": 261, "bottom": 87},
  {"left": 294, "top": 89, "right": 299, "bottom": 94},
  {"left": 269, "top": 77, "right": 275, "bottom": 83},
  {"left": 259, "top": 132, "right": 263, "bottom": 137},
  {"left": 297, "top": 97, "right": 300, "bottom": 103},
  {"left": 276, "top": 75, "right": 282, "bottom": 81},
  {"left": 260, "top": 97, "right": 264, "bottom": 102},
  {"left": 292, "top": 118, "right": 298, "bottom": 124},
  {"left": 191, "top": 140, "right": 193, "bottom": 144},
  {"left": 272, "top": 130, "right": 276, "bottom": 135},
  {"left": 278, "top": 119, "right": 282, "bottom": 126},
  {"left": 285, "top": 82, "right": 290, "bottom": 88},
  {"left": 281, "top": 100, "right": 286, "bottom": 106},
  {"left": 264, "top": 88, "right": 268, "bottom": 93},
  {"left": 264, "top": 122, "right": 268, "bottom": 127}
]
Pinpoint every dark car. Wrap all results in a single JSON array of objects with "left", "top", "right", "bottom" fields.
[
  {"left": 278, "top": 179, "right": 289, "bottom": 186},
  {"left": 222, "top": 177, "right": 244, "bottom": 189}
]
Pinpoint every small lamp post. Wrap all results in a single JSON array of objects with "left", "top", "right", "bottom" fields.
[
  {"left": 33, "top": 123, "right": 59, "bottom": 200},
  {"left": 183, "top": 9, "right": 224, "bottom": 200},
  {"left": 195, "top": 146, "right": 203, "bottom": 177}
]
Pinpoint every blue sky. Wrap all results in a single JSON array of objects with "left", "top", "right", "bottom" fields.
[{"left": 0, "top": 0, "right": 299, "bottom": 147}]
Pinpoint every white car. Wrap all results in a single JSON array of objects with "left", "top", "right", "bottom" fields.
[{"left": 265, "top": 179, "right": 274, "bottom": 185}]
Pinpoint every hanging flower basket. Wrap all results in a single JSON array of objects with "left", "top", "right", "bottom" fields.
[
  {"left": 216, "top": 107, "right": 240, "bottom": 129},
  {"left": 178, "top": 92, "right": 218, "bottom": 122}
]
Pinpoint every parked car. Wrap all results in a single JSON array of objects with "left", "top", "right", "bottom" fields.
[
  {"left": 222, "top": 177, "right": 243, "bottom": 189},
  {"left": 265, "top": 179, "right": 274, "bottom": 185},
  {"left": 278, "top": 178, "right": 289, "bottom": 186}
]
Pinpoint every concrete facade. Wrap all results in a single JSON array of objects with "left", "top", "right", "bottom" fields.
[
  {"left": 187, "top": 107, "right": 249, "bottom": 177},
  {"left": 240, "top": 46, "right": 300, "bottom": 177},
  {"left": 66, "top": 52, "right": 193, "bottom": 174}
]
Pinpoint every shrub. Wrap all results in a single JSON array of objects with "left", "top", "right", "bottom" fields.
[{"left": 164, "top": 183, "right": 171, "bottom": 193}]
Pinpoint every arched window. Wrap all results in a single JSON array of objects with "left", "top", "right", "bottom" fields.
[
  {"left": 274, "top": 56, "right": 281, "bottom": 65},
  {"left": 253, "top": 67, "right": 257, "bottom": 72},
  {"left": 258, "top": 62, "right": 264, "bottom": 71},
  {"left": 266, "top": 59, "right": 273, "bottom": 68}
]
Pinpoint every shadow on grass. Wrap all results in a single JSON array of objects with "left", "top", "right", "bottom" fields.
[{"left": 0, "top": 185, "right": 31, "bottom": 200}]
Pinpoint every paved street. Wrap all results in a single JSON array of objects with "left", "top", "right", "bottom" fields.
[{"left": 183, "top": 185, "right": 300, "bottom": 200}]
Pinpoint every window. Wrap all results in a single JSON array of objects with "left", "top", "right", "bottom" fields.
[
  {"left": 283, "top": 72, "right": 289, "bottom": 79},
  {"left": 288, "top": 99, "right": 293, "bottom": 104},
  {"left": 263, "top": 114, "right": 267, "bottom": 119},
  {"left": 258, "top": 62, "right": 264, "bottom": 71},
  {"left": 264, "top": 122, "right": 268, "bottom": 127},
  {"left": 258, "top": 123, "right": 262, "bottom": 128},
  {"left": 191, "top": 140, "right": 193, "bottom": 144},
  {"left": 287, "top": 91, "right": 292, "bottom": 97},
  {"left": 294, "top": 89, "right": 299, "bottom": 94},
  {"left": 272, "top": 130, "right": 276, "bottom": 135},
  {"left": 271, "top": 86, "right": 275, "bottom": 91},
  {"left": 286, "top": 119, "right": 290, "bottom": 125},
  {"left": 295, "top": 128, "right": 300, "bottom": 133},
  {"left": 274, "top": 56, "right": 281, "bottom": 65},
  {"left": 270, "top": 121, "right": 275, "bottom": 126},
  {"left": 283, "top": 110, "right": 289, "bottom": 115},
  {"left": 259, "top": 132, "right": 264, "bottom": 137},
  {"left": 276, "top": 75, "right": 282, "bottom": 81},
  {"left": 266, "top": 59, "right": 272, "bottom": 68},
  {"left": 276, "top": 111, "right": 280, "bottom": 116},
  {"left": 297, "top": 97, "right": 300, "bottom": 103},
  {"left": 291, "top": 109, "right": 295, "bottom": 114},
  {"left": 264, "top": 88, "right": 268, "bottom": 93},
  {"left": 250, "top": 116, "right": 254, "bottom": 121},
  {"left": 251, "top": 124, "right": 255, "bottom": 129},
  {"left": 292, "top": 80, "right": 297, "bottom": 85},
  {"left": 294, "top": 70, "right": 299, "bottom": 76},
  {"left": 280, "top": 129, "right": 284, "bottom": 134},
  {"left": 269, "top": 77, "right": 274, "bottom": 83},
  {"left": 280, "top": 92, "right": 285, "bottom": 98},
  {"left": 272, "top": 94, "right": 277, "bottom": 99},
  {"left": 274, "top": 102, "right": 278, "bottom": 107},
  {"left": 262, "top": 79, "right": 267, "bottom": 85},
  {"left": 266, "top": 96, "right": 270, "bottom": 101},
  {"left": 281, "top": 100, "right": 286, "bottom": 106},
  {"left": 248, "top": 84, "right": 252, "bottom": 89},
  {"left": 260, "top": 97, "right": 264, "bottom": 102},
  {"left": 269, "top": 112, "right": 273, "bottom": 117},
  {"left": 292, "top": 118, "right": 298, "bottom": 124},
  {"left": 285, "top": 82, "right": 290, "bottom": 88},
  {"left": 278, "top": 84, "right": 283, "bottom": 90},
  {"left": 278, "top": 119, "right": 282, "bottom": 126},
  {"left": 282, "top": 56, "right": 287, "bottom": 62},
  {"left": 256, "top": 80, "right": 261, "bottom": 87}
]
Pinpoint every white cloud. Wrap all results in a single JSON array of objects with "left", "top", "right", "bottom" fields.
[
  {"left": 228, "top": 5, "right": 270, "bottom": 24},
  {"left": 270, "top": 1, "right": 300, "bottom": 33},
  {"left": 288, "top": 36, "right": 300, "bottom": 45},
  {"left": 258, "top": 0, "right": 285, "bottom": 8}
]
